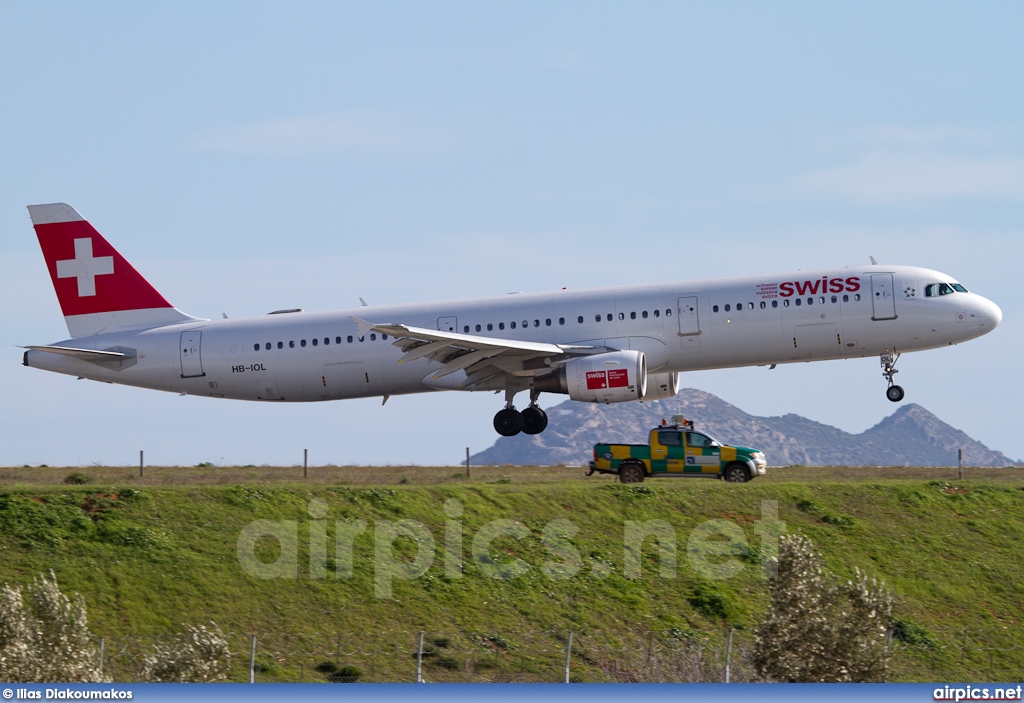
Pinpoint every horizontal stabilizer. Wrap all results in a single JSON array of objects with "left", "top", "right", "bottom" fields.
[{"left": 21, "top": 345, "right": 129, "bottom": 360}]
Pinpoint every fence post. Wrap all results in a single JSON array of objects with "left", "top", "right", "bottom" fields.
[
  {"left": 958, "top": 449, "right": 963, "bottom": 480},
  {"left": 564, "top": 631, "right": 573, "bottom": 683},
  {"left": 724, "top": 628, "right": 733, "bottom": 683},
  {"left": 98, "top": 637, "right": 105, "bottom": 677},
  {"left": 304, "top": 449, "right": 308, "bottom": 479},
  {"left": 416, "top": 631, "right": 425, "bottom": 682},
  {"left": 249, "top": 635, "right": 256, "bottom": 683},
  {"left": 139, "top": 450, "right": 143, "bottom": 478},
  {"left": 466, "top": 447, "right": 471, "bottom": 479}
]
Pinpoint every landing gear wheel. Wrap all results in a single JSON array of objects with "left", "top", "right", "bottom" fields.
[
  {"left": 521, "top": 406, "right": 548, "bottom": 435},
  {"left": 886, "top": 385, "right": 905, "bottom": 402},
  {"left": 493, "top": 407, "right": 524, "bottom": 436},
  {"left": 724, "top": 464, "right": 750, "bottom": 483},
  {"left": 619, "top": 464, "right": 645, "bottom": 484}
]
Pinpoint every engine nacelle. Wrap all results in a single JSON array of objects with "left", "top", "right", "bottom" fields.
[
  {"left": 533, "top": 350, "right": 647, "bottom": 403},
  {"left": 641, "top": 371, "right": 679, "bottom": 401}
]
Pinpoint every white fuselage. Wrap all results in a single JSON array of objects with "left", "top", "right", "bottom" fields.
[{"left": 24, "top": 264, "right": 1002, "bottom": 403}]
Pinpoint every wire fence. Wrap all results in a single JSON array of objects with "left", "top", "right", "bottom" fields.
[{"left": 90, "top": 626, "right": 1024, "bottom": 683}]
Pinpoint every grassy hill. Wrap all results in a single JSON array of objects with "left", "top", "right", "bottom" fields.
[{"left": 1, "top": 465, "right": 1022, "bottom": 682}]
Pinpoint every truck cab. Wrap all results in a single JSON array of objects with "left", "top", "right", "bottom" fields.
[{"left": 588, "top": 417, "right": 767, "bottom": 483}]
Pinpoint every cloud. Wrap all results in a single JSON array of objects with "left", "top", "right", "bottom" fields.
[
  {"left": 787, "top": 152, "right": 1024, "bottom": 204},
  {"left": 192, "top": 111, "right": 426, "bottom": 156}
]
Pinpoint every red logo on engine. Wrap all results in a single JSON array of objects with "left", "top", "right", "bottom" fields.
[
  {"left": 607, "top": 369, "right": 629, "bottom": 388},
  {"left": 586, "top": 371, "right": 608, "bottom": 390}
]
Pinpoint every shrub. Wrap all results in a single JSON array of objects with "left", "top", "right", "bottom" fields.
[
  {"left": 328, "top": 664, "right": 362, "bottom": 682},
  {"left": 0, "top": 572, "right": 103, "bottom": 682},
  {"left": 140, "top": 623, "right": 231, "bottom": 682},
  {"left": 64, "top": 472, "right": 91, "bottom": 485},
  {"left": 753, "top": 534, "right": 893, "bottom": 682}
]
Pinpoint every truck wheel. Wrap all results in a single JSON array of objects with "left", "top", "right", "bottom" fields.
[
  {"left": 619, "top": 464, "right": 645, "bottom": 484},
  {"left": 723, "top": 463, "right": 749, "bottom": 483}
]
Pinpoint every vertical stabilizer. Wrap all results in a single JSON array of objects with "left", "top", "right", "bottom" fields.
[{"left": 28, "top": 203, "right": 201, "bottom": 338}]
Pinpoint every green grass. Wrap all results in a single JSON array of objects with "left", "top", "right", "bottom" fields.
[{"left": 1, "top": 466, "right": 1022, "bottom": 681}]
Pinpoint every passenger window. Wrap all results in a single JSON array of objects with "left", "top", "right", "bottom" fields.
[
  {"left": 464, "top": 326, "right": 470, "bottom": 333},
  {"left": 369, "top": 334, "right": 376, "bottom": 341},
  {"left": 713, "top": 305, "right": 719, "bottom": 312},
  {"left": 358, "top": 336, "right": 364, "bottom": 342},
  {"left": 783, "top": 299, "right": 790, "bottom": 307},
  {"left": 630, "top": 311, "right": 636, "bottom": 319},
  {"left": 546, "top": 318, "right": 551, "bottom": 326},
  {"left": 854, "top": 294, "right": 861, "bottom": 301},
  {"left": 335, "top": 337, "right": 342, "bottom": 344},
  {"left": 312, "top": 338, "right": 318, "bottom": 346},
  {"left": 736, "top": 303, "right": 741, "bottom": 311},
  {"left": 265, "top": 343, "right": 271, "bottom": 350},
  {"left": 324, "top": 337, "right": 330, "bottom": 345},
  {"left": 759, "top": 301, "right": 766, "bottom": 309},
  {"left": 595, "top": 314, "right": 601, "bottom": 322},
  {"left": 819, "top": 297, "right": 825, "bottom": 304},
  {"left": 577, "top": 316, "right": 583, "bottom": 324},
  {"left": 487, "top": 323, "right": 494, "bottom": 331},
  {"left": 534, "top": 320, "right": 540, "bottom": 327},
  {"left": 607, "top": 313, "right": 613, "bottom": 321},
  {"left": 523, "top": 320, "right": 529, "bottom": 328},
  {"left": 666, "top": 308, "right": 672, "bottom": 316},
  {"left": 642, "top": 311, "right": 648, "bottom": 318},
  {"left": 277, "top": 341, "right": 283, "bottom": 349},
  {"left": 795, "top": 299, "right": 802, "bottom": 307},
  {"left": 382, "top": 334, "right": 388, "bottom": 340},
  {"left": 746, "top": 303, "right": 752, "bottom": 311},
  {"left": 347, "top": 336, "right": 353, "bottom": 343},
  {"left": 301, "top": 339, "right": 307, "bottom": 347},
  {"left": 559, "top": 317, "right": 565, "bottom": 325},
  {"left": 831, "top": 295, "right": 837, "bottom": 303},
  {"left": 686, "top": 432, "right": 711, "bottom": 448},
  {"left": 475, "top": 324, "right": 481, "bottom": 332},
  {"left": 842, "top": 294, "right": 849, "bottom": 303},
  {"left": 772, "top": 300, "right": 778, "bottom": 308},
  {"left": 653, "top": 310, "right": 660, "bottom": 318},
  {"left": 511, "top": 321, "right": 517, "bottom": 329},
  {"left": 724, "top": 304, "right": 731, "bottom": 312},
  {"left": 254, "top": 343, "right": 260, "bottom": 351},
  {"left": 618, "top": 312, "right": 625, "bottom": 320},
  {"left": 807, "top": 298, "right": 813, "bottom": 306},
  {"left": 657, "top": 431, "right": 682, "bottom": 447},
  {"left": 289, "top": 341, "right": 295, "bottom": 348}
]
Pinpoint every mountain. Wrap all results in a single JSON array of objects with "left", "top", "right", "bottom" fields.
[{"left": 469, "top": 389, "right": 1017, "bottom": 468}]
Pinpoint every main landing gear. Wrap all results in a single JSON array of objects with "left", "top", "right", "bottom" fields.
[
  {"left": 881, "top": 352, "right": 905, "bottom": 402},
  {"left": 493, "top": 390, "right": 549, "bottom": 437}
]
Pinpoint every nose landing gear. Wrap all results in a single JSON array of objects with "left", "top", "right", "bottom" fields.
[
  {"left": 881, "top": 352, "right": 905, "bottom": 402},
  {"left": 492, "top": 389, "right": 549, "bottom": 436}
]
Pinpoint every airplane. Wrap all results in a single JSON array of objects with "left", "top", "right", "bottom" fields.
[{"left": 22, "top": 203, "right": 1002, "bottom": 437}]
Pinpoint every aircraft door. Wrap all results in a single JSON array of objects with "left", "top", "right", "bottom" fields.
[
  {"left": 179, "top": 331, "right": 205, "bottom": 378},
  {"left": 871, "top": 274, "right": 897, "bottom": 321},
  {"left": 437, "top": 316, "right": 458, "bottom": 333},
  {"left": 677, "top": 295, "right": 701, "bottom": 349}
]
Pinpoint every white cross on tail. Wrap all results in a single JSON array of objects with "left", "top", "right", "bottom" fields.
[{"left": 56, "top": 238, "right": 114, "bottom": 297}]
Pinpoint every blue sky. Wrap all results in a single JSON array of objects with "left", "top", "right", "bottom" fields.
[{"left": 1, "top": 2, "right": 1020, "bottom": 466}]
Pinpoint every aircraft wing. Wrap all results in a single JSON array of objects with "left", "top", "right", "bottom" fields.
[{"left": 349, "top": 317, "right": 599, "bottom": 389}]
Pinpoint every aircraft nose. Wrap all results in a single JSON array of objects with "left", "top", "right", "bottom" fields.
[{"left": 977, "top": 296, "right": 1002, "bottom": 331}]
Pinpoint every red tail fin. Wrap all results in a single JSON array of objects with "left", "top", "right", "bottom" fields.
[{"left": 29, "top": 203, "right": 198, "bottom": 338}]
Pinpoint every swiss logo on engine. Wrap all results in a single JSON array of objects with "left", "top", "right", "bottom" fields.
[
  {"left": 586, "top": 370, "right": 608, "bottom": 390},
  {"left": 607, "top": 369, "right": 629, "bottom": 388}
]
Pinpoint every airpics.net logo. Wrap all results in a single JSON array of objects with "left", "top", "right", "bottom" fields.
[{"left": 235, "top": 499, "right": 785, "bottom": 599}]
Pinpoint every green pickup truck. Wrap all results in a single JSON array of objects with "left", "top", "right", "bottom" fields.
[{"left": 587, "top": 417, "right": 767, "bottom": 483}]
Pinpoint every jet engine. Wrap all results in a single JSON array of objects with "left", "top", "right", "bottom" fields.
[
  {"left": 533, "top": 350, "right": 647, "bottom": 403},
  {"left": 640, "top": 371, "right": 679, "bottom": 401}
]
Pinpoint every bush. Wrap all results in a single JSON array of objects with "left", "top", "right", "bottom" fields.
[
  {"left": 64, "top": 472, "right": 90, "bottom": 485},
  {"left": 140, "top": 623, "right": 231, "bottom": 682},
  {"left": 0, "top": 572, "right": 103, "bottom": 682},
  {"left": 753, "top": 534, "right": 893, "bottom": 682},
  {"left": 328, "top": 664, "right": 362, "bottom": 682}
]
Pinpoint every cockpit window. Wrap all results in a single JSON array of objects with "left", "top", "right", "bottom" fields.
[{"left": 951, "top": 283, "right": 968, "bottom": 293}]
